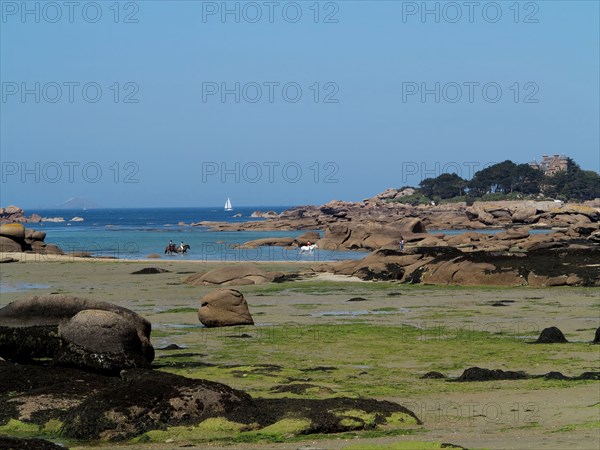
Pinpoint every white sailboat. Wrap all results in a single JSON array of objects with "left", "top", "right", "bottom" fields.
[{"left": 224, "top": 197, "right": 233, "bottom": 211}]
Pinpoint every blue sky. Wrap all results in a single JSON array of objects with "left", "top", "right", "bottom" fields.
[{"left": 1, "top": 0, "right": 599, "bottom": 208}]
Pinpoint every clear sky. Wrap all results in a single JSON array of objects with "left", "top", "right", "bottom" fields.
[{"left": 1, "top": 0, "right": 598, "bottom": 208}]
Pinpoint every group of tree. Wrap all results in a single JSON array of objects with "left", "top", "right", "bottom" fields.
[{"left": 411, "top": 158, "right": 599, "bottom": 203}]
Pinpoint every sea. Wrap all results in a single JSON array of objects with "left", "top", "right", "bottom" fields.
[
  {"left": 19, "top": 207, "right": 553, "bottom": 263},
  {"left": 24, "top": 207, "right": 366, "bottom": 262}
]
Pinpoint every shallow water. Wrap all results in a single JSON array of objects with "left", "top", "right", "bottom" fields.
[
  {"left": 0, "top": 281, "right": 50, "bottom": 294},
  {"left": 24, "top": 207, "right": 554, "bottom": 262},
  {"left": 26, "top": 207, "right": 364, "bottom": 262},
  {"left": 312, "top": 309, "right": 409, "bottom": 317}
]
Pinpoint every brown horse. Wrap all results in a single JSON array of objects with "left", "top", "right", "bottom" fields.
[{"left": 165, "top": 244, "right": 190, "bottom": 255}]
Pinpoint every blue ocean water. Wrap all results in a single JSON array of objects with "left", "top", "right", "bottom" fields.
[
  {"left": 26, "top": 207, "right": 364, "bottom": 262},
  {"left": 21, "top": 208, "right": 553, "bottom": 263}
]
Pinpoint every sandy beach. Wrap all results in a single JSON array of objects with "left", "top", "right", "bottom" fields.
[{"left": 1, "top": 255, "right": 598, "bottom": 449}]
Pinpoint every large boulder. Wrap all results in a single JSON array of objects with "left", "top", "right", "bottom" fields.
[
  {"left": 26, "top": 229, "right": 47, "bottom": 241},
  {"left": 30, "top": 241, "right": 64, "bottom": 255},
  {"left": 511, "top": 206, "right": 539, "bottom": 223},
  {"left": 478, "top": 210, "right": 495, "bottom": 225},
  {"left": 198, "top": 289, "right": 254, "bottom": 327},
  {"left": 0, "top": 236, "right": 23, "bottom": 252},
  {"left": 0, "top": 224, "right": 62, "bottom": 254},
  {"left": 185, "top": 264, "right": 284, "bottom": 286},
  {"left": 0, "top": 295, "right": 154, "bottom": 363},
  {"left": 0, "top": 223, "right": 25, "bottom": 240},
  {"left": 570, "top": 222, "right": 600, "bottom": 236},
  {"left": 55, "top": 310, "right": 151, "bottom": 373},
  {"left": 317, "top": 224, "right": 351, "bottom": 250}
]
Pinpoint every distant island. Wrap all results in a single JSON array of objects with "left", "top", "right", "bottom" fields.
[{"left": 56, "top": 197, "right": 100, "bottom": 209}]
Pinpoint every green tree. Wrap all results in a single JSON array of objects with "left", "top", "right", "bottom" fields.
[
  {"left": 468, "top": 160, "right": 518, "bottom": 196},
  {"left": 543, "top": 159, "right": 600, "bottom": 201},
  {"left": 419, "top": 173, "right": 467, "bottom": 199},
  {"left": 513, "top": 163, "right": 543, "bottom": 194}
]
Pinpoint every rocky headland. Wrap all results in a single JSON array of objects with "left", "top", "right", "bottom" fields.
[
  {"left": 189, "top": 192, "right": 600, "bottom": 287},
  {"left": 194, "top": 193, "right": 600, "bottom": 234},
  {"left": 0, "top": 223, "right": 63, "bottom": 256}
]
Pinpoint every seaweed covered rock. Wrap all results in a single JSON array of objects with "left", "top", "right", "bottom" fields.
[
  {"left": 0, "top": 295, "right": 154, "bottom": 367},
  {"left": 131, "top": 267, "right": 170, "bottom": 275},
  {"left": 55, "top": 310, "right": 151, "bottom": 373},
  {"left": 535, "top": 326, "right": 568, "bottom": 344},
  {"left": 455, "top": 367, "right": 527, "bottom": 382},
  {"left": 62, "top": 368, "right": 252, "bottom": 441},
  {"left": 0, "top": 362, "right": 421, "bottom": 442},
  {"left": 198, "top": 289, "right": 254, "bottom": 328},
  {"left": 0, "top": 436, "right": 67, "bottom": 449}
]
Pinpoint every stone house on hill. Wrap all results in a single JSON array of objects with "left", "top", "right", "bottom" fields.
[{"left": 529, "top": 154, "right": 568, "bottom": 175}]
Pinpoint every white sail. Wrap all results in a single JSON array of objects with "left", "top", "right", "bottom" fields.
[{"left": 224, "top": 197, "right": 233, "bottom": 211}]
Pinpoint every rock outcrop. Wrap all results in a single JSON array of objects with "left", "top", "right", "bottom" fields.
[
  {"left": 1, "top": 361, "right": 420, "bottom": 442},
  {"left": 0, "top": 295, "right": 154, "bottom": 368},
  {"left": 185, "top": 264, "right": 285, "bottom": 286},
  {"left": 314, "top": 245, "right": 600, "bottom": 287},
  {"left": 198, "top": 289, "right": 254, "bottom": 328},
  {"left": 0, "top": 222, "right": 63, "bottom": 254},
  {"left": 0, "top": 205, "right": 42, "bottom": 223},
  {"left": 195, "top": 198, "right": 600, "bottom": 236}
]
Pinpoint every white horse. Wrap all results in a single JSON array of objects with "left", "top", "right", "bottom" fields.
[{"left": 299, "top": 244, "right": 318, "bottom": 254}]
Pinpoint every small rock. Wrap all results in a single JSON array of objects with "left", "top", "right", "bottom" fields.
[
  {"left": 421, "top": 371, "right": 446, "bottom": 379},
  {"left": 455, "top": 367, "right": 527, "bottom": 382},
  {"left": 158, "top": 344, "right": 185, "bottom": 351},
  {"left": 0, "top": 257, "right": 18, "bottom": 263},
  {"left": 131, "top": 267, "right": 169, "bottom": 274},
  {"left": 535, "top": 326, "right": 568, "bottom": 344},
  {"left": 543, "top": 371, "right": 570, "bottom": 380}
]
